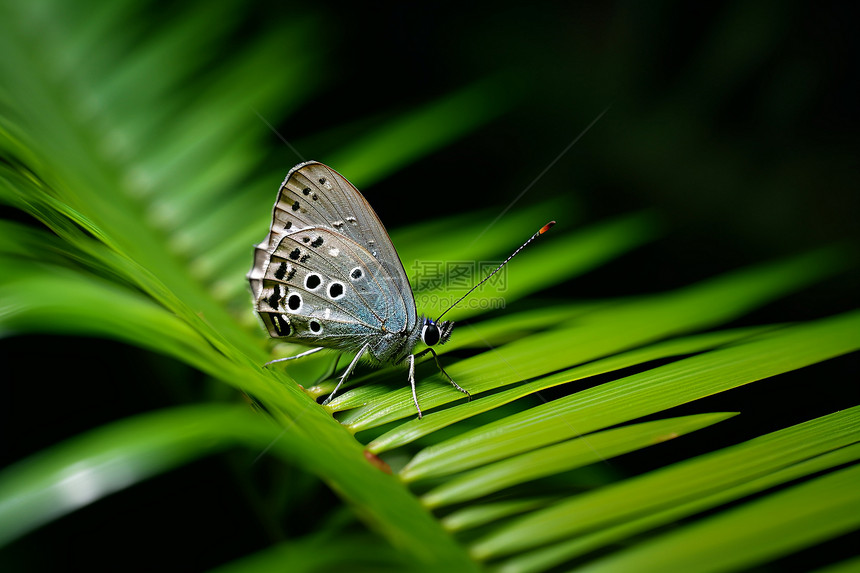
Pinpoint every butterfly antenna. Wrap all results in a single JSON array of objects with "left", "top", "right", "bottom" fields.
[{"left": 436, "top": 221, "right": 556, "bottom": 321}]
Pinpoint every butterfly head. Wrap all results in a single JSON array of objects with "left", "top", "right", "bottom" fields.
[{"left": 421, "top": 317, "right": 454, "bottom": 347}]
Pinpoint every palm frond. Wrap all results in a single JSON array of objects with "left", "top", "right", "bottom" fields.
[{"left": 1, "top": 1, "right": 857, "bottom": 572}]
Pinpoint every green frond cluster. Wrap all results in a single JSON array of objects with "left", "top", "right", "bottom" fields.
[{"left": 1, "top": 1, "right": 857, "bottom": 572}]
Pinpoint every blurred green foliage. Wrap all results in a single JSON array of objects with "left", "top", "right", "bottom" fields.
[{"left": 1, "top": 0, "right": 858, "bottom": 571}]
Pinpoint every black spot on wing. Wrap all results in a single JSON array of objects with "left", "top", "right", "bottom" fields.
[{"left": 268, "top": 284, "right": 281, "bottom": 309}]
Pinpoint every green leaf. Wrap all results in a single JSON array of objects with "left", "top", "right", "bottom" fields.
[
  {"left": 812, "top": 556, "right": 860, "bottom": 573},
  {"left": 414, "top": 211, "right": 661, "bottom": 321},
  {"left": 441, "top": 499, "right": 557, "bottom": 533},
  {"left": 421, "top": 412, "right": 738, "bottom": 509},
  {"left": 368, "top": 326, "right": 767, "bottom": 453},
  {"left": 0, "top": 405, "right": 280, "bottom": 547},
  {"left": 573, "top": 463, "right": 860, "bottom": 573},
  {"left": 402, "top": 309, "right": 860, "bottom": 483},
  {"left": 0, "top": 404, "right": 478, "bottom": 570},
  {"left": 1, "top": 1, "right": 857, "bottom": 570},
  {"left": 328, "top": 74, "right": 525, "bottom": 188},
  {"left": 210, "top": 535, "right": 411, "bottom": 573},
  {"left": 0, "top": 260, "right": 214, "bottom": 365},
  {"left": 337, "top": 249, "right": 844, "bottom": 432},
  {"left": 492, "top": 442, "right": 860, "bottom": 573},
  {"left": 469, "top": 405, "right": 860, "bottom": 560}
]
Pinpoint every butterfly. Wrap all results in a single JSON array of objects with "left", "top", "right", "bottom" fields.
[{"left": 249, "top": 161, "right": 554, "bottom": 418}]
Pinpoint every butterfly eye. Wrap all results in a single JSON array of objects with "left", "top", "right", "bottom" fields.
[{"left": 421, "top": 322, "right": 441, "bottom": 346}]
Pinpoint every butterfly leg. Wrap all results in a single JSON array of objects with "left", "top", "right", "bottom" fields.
[
  {"left": 322, "top": 344, "right": 369, "bottom": 406},
  {"left": 263, "top": 346, "right": 324, "bottom": 367},
  {"left": 406, "top": 354, "right": 423, "bottom": 419},
  {"left": 414, "top": 347, "right": 472, "bottom": 401}
]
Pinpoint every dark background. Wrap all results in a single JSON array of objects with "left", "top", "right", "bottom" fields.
[{"left": 3, "top": 1, "right": 858, "bottom": 570}]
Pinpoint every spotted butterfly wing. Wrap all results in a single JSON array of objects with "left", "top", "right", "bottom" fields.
[
  {"left": 248, "top": 161, "right": 418, "bottom": 362},
  {"left": 251, "top": 161, "right": 553, "bottom": 417}
]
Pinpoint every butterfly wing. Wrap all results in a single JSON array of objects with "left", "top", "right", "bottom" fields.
[{"left": 249, "top": 162, "right": 418, "bottom": 360}]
